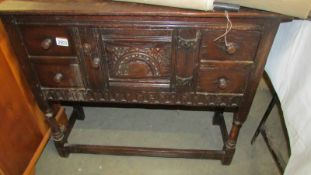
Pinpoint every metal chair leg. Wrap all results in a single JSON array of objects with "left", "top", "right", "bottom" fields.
[{"left": 251, "top": 94, "right": 278, "bottom": 144}]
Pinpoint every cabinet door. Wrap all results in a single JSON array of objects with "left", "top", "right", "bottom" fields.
[{"left": 101, "top": 29, "right": 173, "bottom": 92}]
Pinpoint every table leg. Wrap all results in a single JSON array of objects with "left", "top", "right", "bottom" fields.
[
  {"left": 251, "top": 94, "right": 277, "bottom": 144},
  {"left": 222, "top": 113, "right": 243, "bottom": 165},
  {"left": 74, "top": 105, "right": 85, "bottom": 120},
  {"left": 44, "top": 109, "right": 69, "bottom": 157}
]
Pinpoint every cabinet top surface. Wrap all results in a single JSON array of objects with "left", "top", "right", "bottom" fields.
[{"left": 0, "top": 0, "right": 282, "bottom": 18}]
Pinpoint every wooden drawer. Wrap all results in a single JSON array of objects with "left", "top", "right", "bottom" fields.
[
  {"left": 197, "top": 61, "right": 250, "bottom": 93},
  {"left": 19, "top": 26, "right": 76, "bottom": 56},
  {"left": 32, "top": 63, "right": 84, "bottom": 88},
  {"left": 200, "top": 30, "right": 261, "bottom": 61}
]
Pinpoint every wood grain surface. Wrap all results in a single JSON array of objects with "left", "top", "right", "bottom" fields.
[
  {"left": 0, "top": 20, "right": 48, "bottom": 175},
  {"left": 0, "top": 0, "right": 283, "bottom": 18}
]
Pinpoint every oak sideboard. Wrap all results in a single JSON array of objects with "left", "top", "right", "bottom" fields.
[{"left": 0, "top": 0, "right": 285, "bottom": 165}]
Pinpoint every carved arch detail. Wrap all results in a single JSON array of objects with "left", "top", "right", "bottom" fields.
[
  {"left": 105, "top": 44, "right": 171, "bottom": 78},
  {"left": 115, "top": 52, "right": 161, "bottom": 77}
]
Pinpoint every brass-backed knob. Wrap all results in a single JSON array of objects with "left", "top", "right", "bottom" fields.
[
  {"left": 218, "top": 77, "right": 228, "bottom": 89},
  {"left": 53, "top": 73, "right": 63, "bottom": 83},
  {"left": 41, "top": 38, "right": 53, "bottom": 50},
  {"left": 226, "top": 42, "right": 238, "bottom": 55},
  {"left": 92, "top": 57, "right": 101, "bottom": 68}
]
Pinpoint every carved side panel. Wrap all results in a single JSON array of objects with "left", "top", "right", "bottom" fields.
[{"left": 175, "top": 29, "right": 201, "bottom": 92}]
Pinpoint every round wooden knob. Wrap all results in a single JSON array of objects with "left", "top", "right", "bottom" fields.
[
  {"left": 41, "top": 38, "right": 53, "bottom": 50},
  {"left": 226, "top": 42, "right": 238, "bottom": 55},
  {"left": 83, "top": 43, "right": 92, "bottom": 55},
  {"left": 53, "top": 73, "right": 63, "bottom": 83},
  {"left": 218, "top": 77, "right": 228, "bottom": 89},
  {"left": 92, "top": 57, "right": 101, "bottom": 68}
]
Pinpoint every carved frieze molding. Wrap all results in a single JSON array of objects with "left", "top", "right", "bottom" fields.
[{"left": 42, "top": 88, "right": 243, "bottom": 107}]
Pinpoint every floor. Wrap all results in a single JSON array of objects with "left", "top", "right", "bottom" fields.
[{"left": 36, "top": 79, "right": 289, "bottom": 175}]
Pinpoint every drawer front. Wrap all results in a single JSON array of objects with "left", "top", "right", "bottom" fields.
[
  {"left": 101, "top": 29, "right": 173, "bottom": 91},
  {"left": 20, "top": 26, "right": 76, "bottom": 56},
  {"left": 200, "top": 30, "right": 261, "bottom": 61},
  {"left": 198, "top": 62, "right": 250, "bottom": 93},
  {"left": 32, "top": 63, "right": 84, "bottom": 88}
]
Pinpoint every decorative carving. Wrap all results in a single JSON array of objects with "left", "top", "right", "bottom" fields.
[
  {"left": 176, "top": 75, "right": 193, "bottom": 87},
  {"left": 42, "top": 88, "right": 243, "bottom": 107},
  {"left": 117, "top": 54, "right": 159, "bottom": 76},
  {"left": 177, "top": 32, "right": 200, "bottom": 49},
  {"left": 105, "top": 44, "right": 171, "bottom": 78}
]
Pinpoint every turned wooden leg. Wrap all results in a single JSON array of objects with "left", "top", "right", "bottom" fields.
[
  {"left": 73, "top": 105, "right": 85, "bottom": 120},
  {"left": 45, "top": 109, "right": 69, "bottom": 157},
  {"left": 222, "top": 114, "right": 243, "bottom": 165},
  {"left": 213, "top": 111, "right": 222, "bottom": 126},
  {"left": 213, "top": 111, "right": 229, "bottom": 144}
]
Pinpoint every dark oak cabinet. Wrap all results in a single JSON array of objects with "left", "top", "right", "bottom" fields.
[{"left": 0, "top": 0, "right": 284, "bottom": 165}]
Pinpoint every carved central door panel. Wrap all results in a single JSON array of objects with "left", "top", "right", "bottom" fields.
[{"left": 101, "top": 29, "right": 173, "bottom": 92}]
